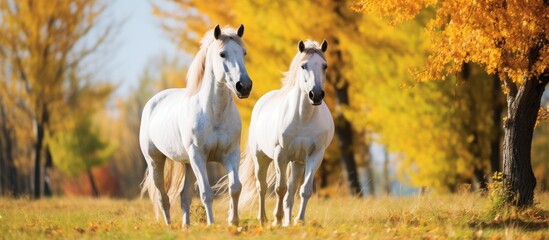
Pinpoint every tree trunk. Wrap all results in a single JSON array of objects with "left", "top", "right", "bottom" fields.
[
  {"left": 33, "top": 107, "right": 48, "bottom": 199},
  {"left": 473, "top": 167, "right": 487, "bottom": 191},
  {"left": 360, "top": 140, "right": 375, "bottom": 196},
  {"left": 383, "top": 149, "right": 391, "bottom": 195},
  {"left": 44, "top": 146, "right": 53, "bottom": 197},
  {"left": 87, "top": 169, "right": 100, "bottom": 198},
  {"left": 364, "top": 158, "right": 376, "bottom": 196},
  {"left": 490, "top": 75, "right": 503, "bottom": 175},
  {"left": 333, "top": 84, "right": 362, "bottom": 196},
  {"left": 0, "top": 103, "right": 19, "bottom": 196},
  {"left": 319, "top": 164, "right": 329, "bottom": 189},
  {"left": 470, "top": 130, "right": 488, "bottom": 191},
  {"left": 461, "top": 63, "right": 489, "bottom": 191},
  {"left": 325, "top": 38, "right": 362, "bottom": 196},
  {"left": 7, "top": 161, "right": 17, "bottom": 196},
  {"left": 0, "top": 134, "right": 5, "bottom": 195},
  {"left": 324, "top": 0, "right": 362, "bottom": 197},
  {"left": 1, "top": 139, "right": 18, "bottom": 197},
  {"left": 33, "top": 120, "right": 44, "bottom": 199},
  {"left": 503, "top": 75, "right": 548, "bottom": 207}
]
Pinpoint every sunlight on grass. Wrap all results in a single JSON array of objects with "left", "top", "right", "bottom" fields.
[{"left": 0, "top": 193, "right": 547, "bottom": 239}]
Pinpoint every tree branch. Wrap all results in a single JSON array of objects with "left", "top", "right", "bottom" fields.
[
  {"left": 503, "top": 75, "right": 517, "bottom": 98},
  {"left": 13, "top": 46, "right": 32, "bottom": 94},
  {"left": 528, "top": 33, "right": 545, "bottom": 72}
]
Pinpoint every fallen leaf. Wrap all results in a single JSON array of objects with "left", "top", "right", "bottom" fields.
[{"left": 74, "top": 227, "right": 85, "bottom": 234}]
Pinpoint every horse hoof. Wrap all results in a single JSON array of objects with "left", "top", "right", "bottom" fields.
[
  {"left": 228, "top": 219, "right": 239, "bottom": 227},
  {"left": 257, "top": 218, "right": 268, "bottom": 227},
  {"left": 294, "top": 219, "right": 305, "bottom": 226}
]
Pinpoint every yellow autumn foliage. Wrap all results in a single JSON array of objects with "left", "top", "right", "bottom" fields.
[{"left": 354, "top": 0, "right": 548, "bottom": 84}]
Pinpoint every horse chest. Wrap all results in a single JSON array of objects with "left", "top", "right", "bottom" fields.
[
  {"left": 199, "top": 128, "right": 232, "bottom": 161},
  {"left": 205, "top": 131, "right": 230, "bottom": 148},
  {"left": 281, "top": 124, "right": 317, "bottom": 161},
  {"left": 286, "top": 137, "right": 316, "bottom": 163}
]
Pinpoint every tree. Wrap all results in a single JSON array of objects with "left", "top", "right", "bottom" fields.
[
  {"left": 355, "top": 0, "right": 548, "bottom": 206},
  {"left": 363, "top": 66, "right": 499, "bottom": 191},
  {"left": 0, "top": 60, "right": 31, "bottom": 196},
  {"left": 49, "top": 114, "right": 115, "bottom": 197},
  {"left": 0, "top": 0, "right": 114, "bottom": 198}
]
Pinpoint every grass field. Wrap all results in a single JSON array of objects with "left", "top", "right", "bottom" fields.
[{"left": 0, "top": 193, "right": 547, "bottom": 239}]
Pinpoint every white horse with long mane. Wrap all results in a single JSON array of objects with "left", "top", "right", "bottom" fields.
[
  {"left": 140, "top": 24, "right": 252, "bottom": 227},
  {"left": 239, "top": 40, "right": 334, "bottom": 226}
]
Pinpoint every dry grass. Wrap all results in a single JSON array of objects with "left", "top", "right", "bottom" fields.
[{"left": 0, "top": 193, "right": 547, "bottom": 239}]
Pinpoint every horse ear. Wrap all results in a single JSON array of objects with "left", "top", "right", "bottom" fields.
[
  {"left": 298, "top": 40, "right": 305, "bottom": 53},
  {"left": 214, "top": 25, "right": 221, "bottom": 40},
  {"left": 321, "top": 39, "right": 328, "bottom": 52},
  {"left": 237, "top": 24, "right": 244, "bottom": 38}
]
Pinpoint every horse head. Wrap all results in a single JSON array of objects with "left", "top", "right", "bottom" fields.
[
  {"left": 210, "top": 24, "right": 252, "bottom": 99},
  {"left": 296, "top": 40, "right": 328, "bottom": 105}
]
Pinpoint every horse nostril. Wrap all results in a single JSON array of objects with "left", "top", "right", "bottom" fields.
[
  {"left": 308, "top": 91, "right": 314, "bottom": 100},
  {"left": 236, "top": 81, "right": 244, "bottom": 92},
  {"left": 319, "top": 90, "right": 325, "bottom": 99}
]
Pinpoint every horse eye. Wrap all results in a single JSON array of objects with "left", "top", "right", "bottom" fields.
[
  {"left": 323, "top": 64, "right": 327, "bottom": 70},
  {"left": 220, "top": 52, "right": 226, "bottom": 58},
  {"left": 301, "top": 64, "right": 306, "bottom": 70},
  {"left": 244, "top": 51, "right": 247, "bottom": 56}
]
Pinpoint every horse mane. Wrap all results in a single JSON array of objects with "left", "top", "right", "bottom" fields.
[
  {"left": 280, "top": 40, "right": 326, "bottom": 92},
  {"left": 186, "top": 26, "right": 245, "bottom": 96}
]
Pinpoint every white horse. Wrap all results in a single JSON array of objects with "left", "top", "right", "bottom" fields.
[
  {"left": 239, "top": 40, "right": 334, "bottom": 226},
  {"left": 140, "top": 24, "right": 252, "bottom": 227}
]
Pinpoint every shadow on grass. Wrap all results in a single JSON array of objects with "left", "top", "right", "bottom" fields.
[{"left": 469, "top": 209, "right": 549, "bottom": 231}]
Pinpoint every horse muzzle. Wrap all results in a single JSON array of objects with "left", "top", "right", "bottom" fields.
[
  {"left": 236, "top": 80, "right": 252, "bottom": 99},
  {"left": 308, "top": 90, "right": 325, "bottom": 105}
]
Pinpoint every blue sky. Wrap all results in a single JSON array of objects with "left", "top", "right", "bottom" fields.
[{"left": 107, "top": 0, "right": 180, "bottom": 96}]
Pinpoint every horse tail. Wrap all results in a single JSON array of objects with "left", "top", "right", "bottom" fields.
[
  {"left": 164, "top": 159, "right": 186, "bottom": 205},
  {"left": 141, "top": 159, "right": 186, "bottom": 221},
  {"left": 238, "top": 144, "right": 257, "bottom": 210},
  {"left": 238, "top": 143, "right": 277, "bottom": 210}
]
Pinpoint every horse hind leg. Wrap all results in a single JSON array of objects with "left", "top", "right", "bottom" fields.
[
  {"left": 180, "top": 164, "right": 196, "bottom": 227},
  {"left": 254, "top": 153, "right": 270, "bottom": 225},
  {"left": 148, "top": 151, "right": 171, "bottom": 225},
  {"left": 272, "top": 147, "right": 288, "bottom": 226}
]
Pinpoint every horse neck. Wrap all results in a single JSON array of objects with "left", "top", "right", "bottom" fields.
[
  {"left": 198, "top": 67, "right": 234, "bottom": 119},
  {"left": 287, "top": 86, "right": 316, "bottom": 123}
]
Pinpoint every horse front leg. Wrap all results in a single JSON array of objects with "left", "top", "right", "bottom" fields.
[
  {"left": 295, "top": 150, "right": 324, "bottom": 225},
  {"left": 180, "top": 164, "right": 196, "bottom": 227},
  {"left": 188, "top": 147, "right": 214, "bottom": 225},
  {"left": 272, "top": 146, "right": 288, "bottom": 226},
  {"left": 283, "top": 161, "right": 304, "bottom": 226},
  {"left": 223, "top": 149, "right": 242, "bottom": 226}
]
